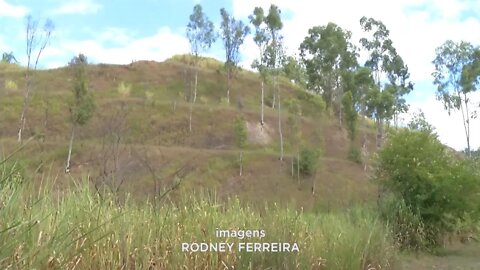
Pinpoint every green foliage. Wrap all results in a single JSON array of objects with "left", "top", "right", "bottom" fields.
[
  {"left": 300, "top": 23, "right": 358, "bottom": 107},
  {"left": 282, "top": 55, "right": 307, "bottom": 87},
  {"left": 69, "top": 54, "right": 94, "bottom": 126},
  {"left": 234, "top": 115, "right": 247, "bottom": 149},
  {"left": 0, "top": 178, "right": 395, "bottom": 269},
  {"left": 374, "top": 128, "right": 480, "bottom": 248},
  {"left": 0, "top": 160, "right": 25, "bottom": 191},
  {"left": 433, "top": 40, "right": 477, "bottom": 112},
  {"left": 379, "top": 195, "right": 429, "bottom": 250},
  {"left": 4, "top": 79, "right": 17, "bottom": 91},
  {"left": 294, "top": 147, "right": 320, "bottom": 176},
  {"left": 186, "top": 4, "right": 216, "bottom": 59},
  {"left": 360, "top": 16, "right": 413, "bottom": 119},
  {"left": 365, "top": 85, "right": 394, "bottom": 122},
  {"left": 347, "top": 145, "right": 362, "bottom": 164},
  {"left": 408, "top": 110, "right": 433, "bottom": 133},
  {"left": 219, "top": 8, "right": 250, "bottom": 73},
  {"left": 117, "top": 82, "right": 131, "bottom": 98},
  {"left": 1, "top": 52, "right": 18, "bottom": 64}
]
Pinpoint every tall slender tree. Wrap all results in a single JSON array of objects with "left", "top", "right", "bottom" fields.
[
  {"left": 18, "top": 15, "right": 54, "bottom": 143},
  {"left": 359, "top": 16, "right": 412, "bottom": 147},
  {"left": 433, "top": 40, "right": 478, "bottom": 156},
  {"left": 249, "top": 7, "right": 269, "bottom": 127},
  {"left": 186, "top": 4, "right": 216, "bottom": 104},
  {"left": 65, "top": 54, "right": 94, "bottom": 173},
  {"left": 264, "top": 4, "right": 283, "bottom": 110},
  {"left": 219, "top": 8, "right": 250, "bottom": 104},
  {"left": 263, "top": 4, "right": 285, "bottom": 161}
]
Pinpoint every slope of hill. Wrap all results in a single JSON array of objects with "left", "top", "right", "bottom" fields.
[{"left": 0, "top": 56, "right": 378, "bottom": 211}]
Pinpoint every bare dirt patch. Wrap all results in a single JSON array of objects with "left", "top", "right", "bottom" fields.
[{"left": 246, "top": 121, "right": 273, "bottom": 145}]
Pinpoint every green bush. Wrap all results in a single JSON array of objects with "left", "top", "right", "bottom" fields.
[
  {"left": 348, "top": 145, "right": 362, "bottom": 164},
  {"left": 374, "top": 128, "right": 480, "bottom": 248},
  {"left": 294, "top": 147, "right": 320, "bottom": 176}
]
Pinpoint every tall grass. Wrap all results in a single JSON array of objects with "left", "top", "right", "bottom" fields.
[{"left": 0, "top": 170, "right": 396, "bottom": 269}]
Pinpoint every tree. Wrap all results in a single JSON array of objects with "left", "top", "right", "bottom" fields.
[
  {"left": 1, "top": 52, "right": 18, "bottom": 64},
  {"left": 219, "top": 8, "right": 250, "bottom": 104},
  {"left": 342, "top": 91, "right": 356, "bottom": 141},
  {"left": 286, "top": 99, "right": 302, "bottom": 181},
  {"left": 186, "top": 4, "right": 216, "bottom": 104},
  {"left": 65, "top": 54, "right": 94, "bottom": 173},
  {"left": 18, "top": 15, "right": 54, "bottom": 143},
  {"left": 353, "top": 67, "right": 376, "bottom": 171},
  {"left": 234, "top": 115, "right": 247, "bottom": 176},
  {"left": 264, "top": 4, "right": 284, "bottom": 110},
  {"left": 299, "top": 22, "right": 358, "bottom": 126},
  {"left": 282, "top": 55, "right": 307, "bottom": 87},
  {"left": 432, "top": 40, "right": 478, "bottom": 156},
  {"left": 262, "top": 4, "right": 286, "bottom": 161},
  {"left": 249, "top": 7, "right": 269, "bottom": 127},
  {"left": 359, "top": 16, "right": 412, "bottom": 147}
]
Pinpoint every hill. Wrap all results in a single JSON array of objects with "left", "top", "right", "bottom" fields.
[{"left": 0, "top": 56, "right": 378, "bottom": 211}]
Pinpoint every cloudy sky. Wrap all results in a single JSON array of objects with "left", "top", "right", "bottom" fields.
[{"left": 1, "top": 0, "right": 479, "bottom": 150}]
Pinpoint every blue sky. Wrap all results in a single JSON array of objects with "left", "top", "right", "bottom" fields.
[{"left": 1, "top": 0, "right": 480, "bottom": 150}]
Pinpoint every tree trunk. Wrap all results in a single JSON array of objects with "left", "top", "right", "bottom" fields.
[
  {"left": 297, "top": 150, "right": 300, "bottom": 182},
  {"left": 291, "top": 156, "right": 294, "bottom": 177},
  {"left": 189, "top": 101, "right": 193, "bottom": 133},
  {"left": 376, "top": 118, "right": 383, "bottom": 149},
  {"left": 272, "top": 76, "right": 276, "bottom": 109},
  {"left": 18, "top": 72, "right": 31, "bottom": 143},
  {"left": 227, "top": 68, "right": 231, "bottom": 105},
  {"left": 278, "top": 85, "right": 284, "bottom": 161},
  {"left": 65, "top": 124, "right": 75, "bottom": 173},
  {"left": 261, "top": 80, "right": 264, "bottom": 127},
  {"left": 461, "top": 92, "right": 471, "bottom": 157},
  {"left": 193, "top": 68, "right": 198, "bottom": 104},
  {"left": 189, "top": 76, "right": 193, "bottom": 133},
  {"left": 239, "top": 150, "right": 243, "bottom": 177}
]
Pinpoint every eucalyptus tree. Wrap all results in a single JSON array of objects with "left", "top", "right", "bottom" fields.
[
  {"left": 433, "top": 40, "right": 478, "bottom": 156},
  {"left": 65, "top": 54, "right": 94, "bottom": 173},
  {"left": 300, "top": 22, "right": 358, "bottom": 126},
  {"left": 249, "top": 7, "right": 269, "bottom": 126},
  {"left": 359, "top": 16, "right": 412, "bottom": 147},
  {"left": 18, "top": 15, "right": 54, "bottom": 143},
  {"left": 186, "top": 4, "right": 216, "bottom": 104},
  {"left": 219, "top": 8, "right": 250, "bottom": 104},
  {"left": 1, "top": 52, "right": 18, "bottom": 64},
  {"left": 263, "top": 4, "right": 284, "bottom": 110}
]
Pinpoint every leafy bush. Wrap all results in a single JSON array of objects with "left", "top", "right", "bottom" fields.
[
  {"left": 117, "top": 82, "right": 131, "bottom": 98},
  {"left": 294, "top": 147, "right": 320, "bottom": 176},
  {"left": 4, "top": 79, "right": 17, "bottom": 91},
  {"left": 374, "top": 128, "right": 480, "bottom": 248},
  {"left": 348, "top": 145, "right": 362, "bottom": 164}
]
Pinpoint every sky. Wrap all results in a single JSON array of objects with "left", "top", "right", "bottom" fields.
[{"left": 1, "top": 0, "right": 480, "bottom": 150}]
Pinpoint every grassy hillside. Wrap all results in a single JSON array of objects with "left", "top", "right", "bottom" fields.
[{"left": 0, "top": 56, "right": 378, "bottom": 210}]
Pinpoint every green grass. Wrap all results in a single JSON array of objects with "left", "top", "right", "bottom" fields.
[{"left": 0, "top": 179, "right": 396, "bottom": 269}]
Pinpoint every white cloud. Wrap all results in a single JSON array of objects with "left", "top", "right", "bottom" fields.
[
  {"left": 44, "top": 27, "right": 189, "bottom": 68},
  {"left": 0, "top": 0, "right": 28, "bottom": 17},
  {"left": 51, "top": 0, "right": 101, "bottom": 15}
]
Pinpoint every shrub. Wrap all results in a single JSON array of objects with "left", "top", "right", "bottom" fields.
[
  {"left": 294, "top": 147, "right": 320, "bottom": 176},
  {"left": 348, "top": 145, "right": 362, "bottom": 164},
  {"left": 4, "top": 79, "right": 17, "bottom": 91},
  {"left": 374, "top": 128, "right": 480, "bottom": 248},
  {"left": 117, "top": 82, "right": 131, "bottom": 98}
]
